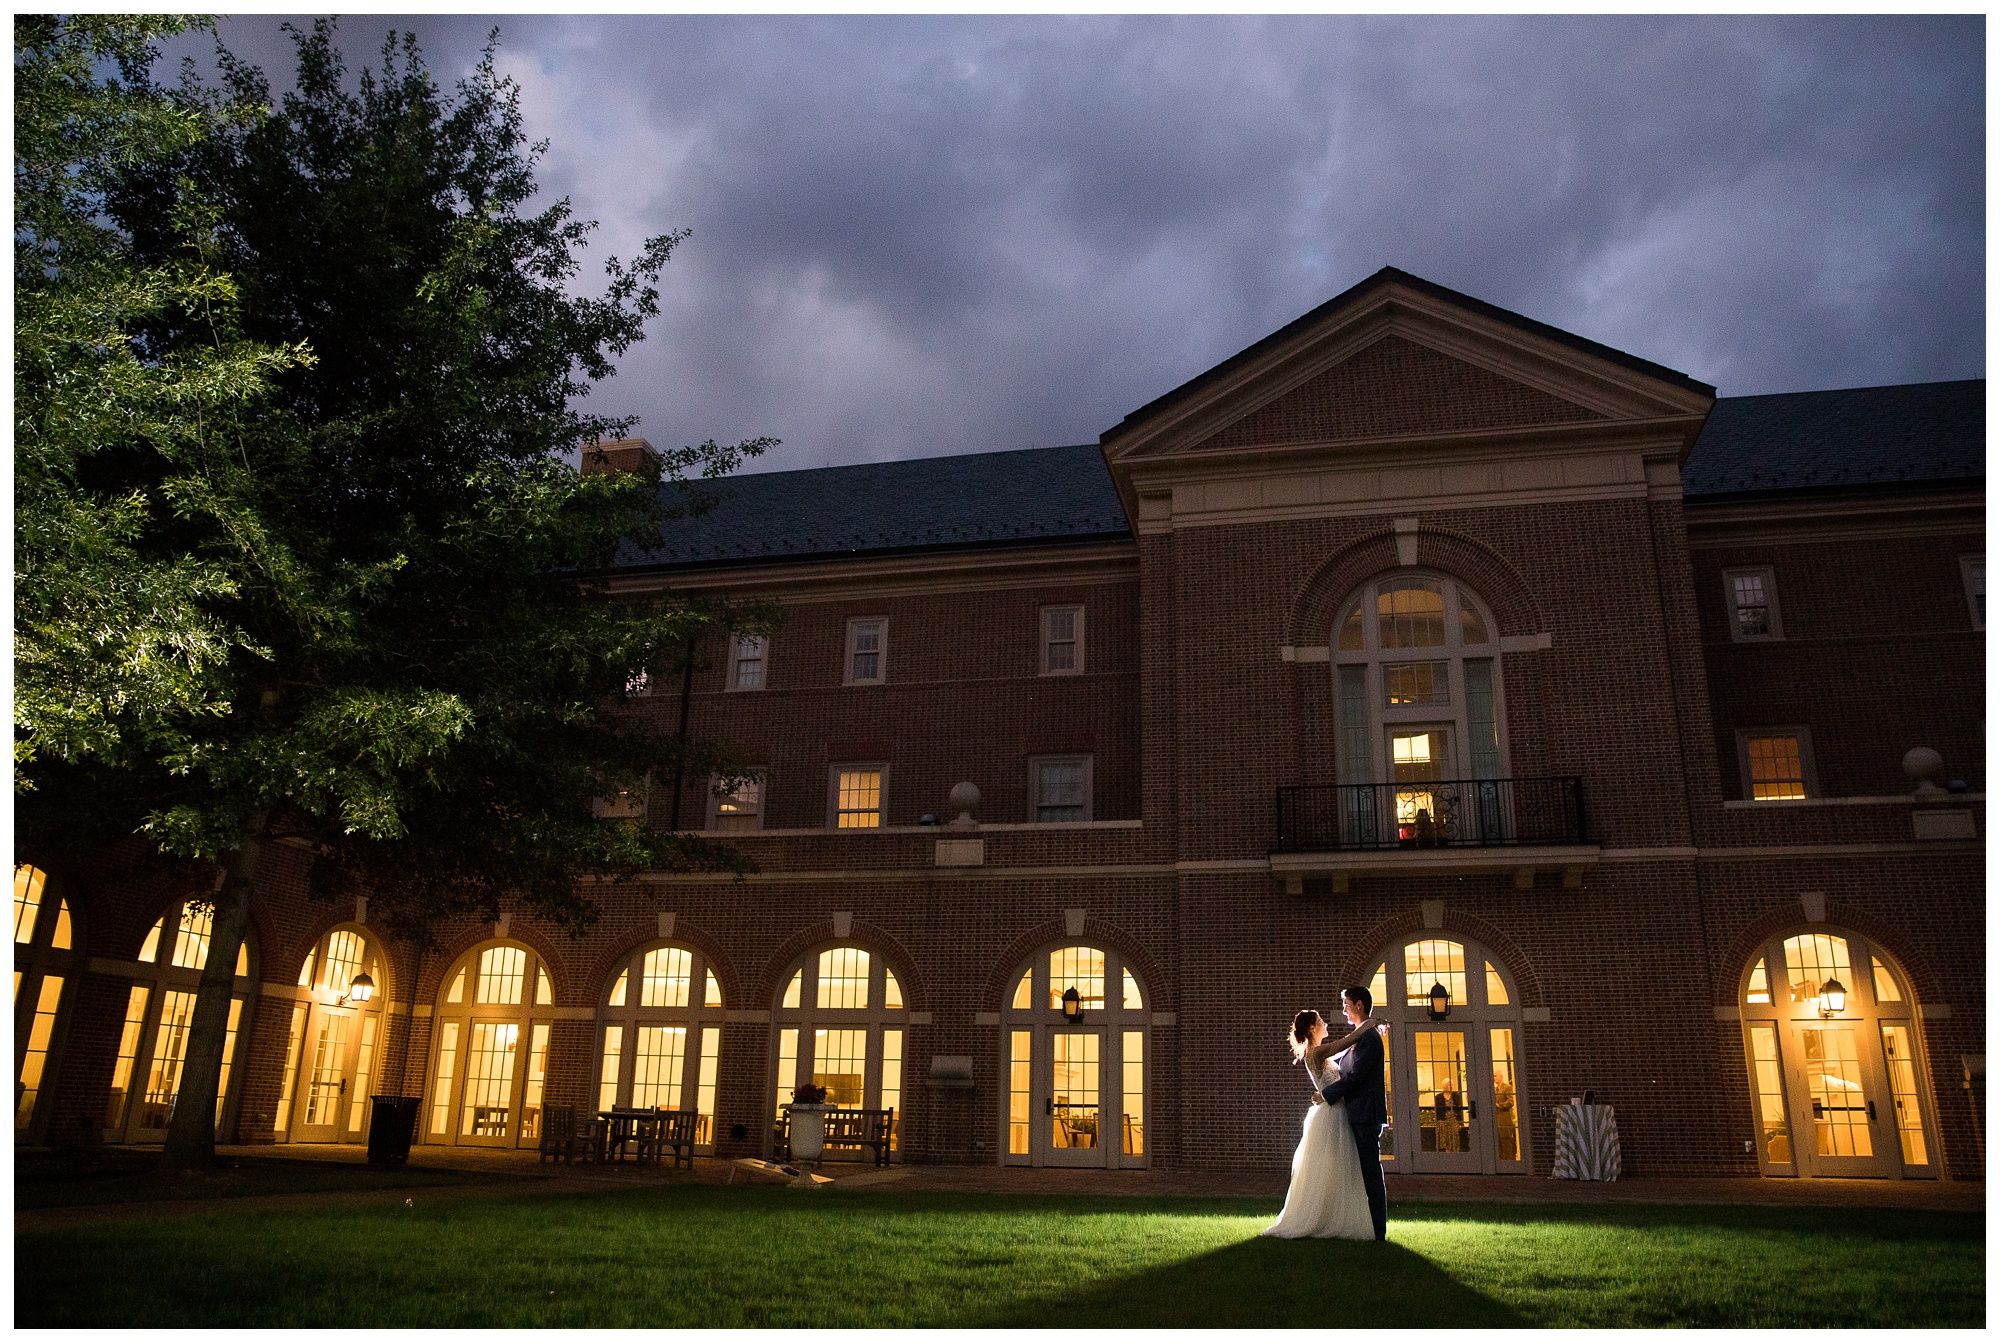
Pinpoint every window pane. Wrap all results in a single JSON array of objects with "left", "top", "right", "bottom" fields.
[
  {"left": 1746, "top": 957, "right": 1769, "bottom": 1004},
  {"left": 598, "top": 1025, "right": 624, "bottom": 1112},
  {"left": 1009, "top": 1030, "right": 1032, "bottom": 1155},
  {"left": 1871, "top": 957, "right": 1901, "bottom": 1003},
  {"left": 1484, "top": 962, "right": 1509, "bottom": 1007},
  {"left": 1782, "top": 934, "right": 1852, "bottom": 1007},
  {"left": 324, "top": 931, "right": 364, "bottom": 996},
  {"left": 521, "top": 1022, "right": 550, "bottom": 1140},
  {"left": 1337, "top": 667, "right": 1372, "bottom": 786},
  {"left": 836, "top": 770, "right": 883, "bottom": 828},
  {"left": 446, "top": 967, "right": 465, "bottom": 1003},
  {"left": 430, "top": 1022, "right": 461, "bottom": 1135},
  {"left": 477, "top": 946, "right": 527, "bottom": 1005},
  {"left": 270, "top": 1000, "right": 305, "bottom": 1136},
  {"left": 1731, "top": 572, "right": 1771, "bottom": 637},
  {"left": 1459, "top": 599, "right": 1489, "bottom": 646},
  {"left": 817, "top": 947, "right": 870, "bottom": 1010},
  {"left": 1748, "top": 1022, "right": 1791, "bottom": 1165},
  {"left": 1368, "top": 963, "right": 1387, "bottom": 1012},
  {"left": 1404, "top": 939, "right": 1467, "bottom": 1009},
  {"left": 138, "top": 919, "right": 163, "bottom": 964},
  {"left": 735, "top": 635, "right": 766, "bottom": 690},
  {"left": 1465, "top": 659, "right": 1500, "bottom": 781},
  {"left": 884, "top": 969, "right": 903, "bottom": 1010},
  {"left": 107, "top": 986, "right": 157, "bottom": 1130},
  {"left": 1012, "top": 971, "right": 1032, "bottom": 1011},
  {"left": 1377, "top": 578, "right": 1445, "bottom": 649},
  {"left": 705, "top": 969, "right": 723, "bottom": 1008},
  {"left": 1036, "top": 762, "right": 1086, "bottom": 822},
  {"left": 15, "top": 974, "right": 66, "bottom": 1129},
  {"left": 1049, "top": 946, "right": 1106, "bottom": 1011},
  {"left": 13, "top": 864, "right": 45, "bottom": 944},
  {"left": 631, "top": 1025, "right": 688, "bottom": 1109},
  {"left": 1122, "top": 968, "right": 1143, "bottom": 1010},
  {"left": 881, "top": 1029, "right": 903, "bottom": 1150},
  {"left": 1490, "top": 1029, "right": 1518, "bottom": 1161},
  {"left": 642, "top": 947, "right": 693, "bottom": 1009},
  {"left": 1880, "top": 1024, "right": 1928, "bottom": 1165},
  {"left": 171, "top": 905, "right": 213, "bottom": 969},
  {"left": 51, "top": 899, "right": 72, "bottom": 951},
  {"left": 696, "top": 1026, "right": 721, "bottom": 1145},
  {"left": 776, "top": 1028, "right": 799, "bottom": 1122},
  {"left": 1337, "top": 602, "right": 1365, "bottom": 651},
  {"left": 1747, "top": 735, "right": 1807, "bottom": 800},
  {"left": 347, "top": 1012, "right": 379, "bottom": 1133},
  {"left": 303, "top": 1010, "right": 350, "bottom": 1125},
  {"left": 1801, "top": 1026, "right": 1872, "bottom": 1157},
  {"left": 812, "top": 1028, "right": 867, "bottom": 1107},
  {"left": 461, "top": 1022, "right": 520, "bottom": 1137},
  {"left": 608, "top": 969, "right": 628, "bottom": 1007},
  {"left": 1384, "top": 660, "right": 1450, "bottom": 707},
  {"left": 1122, "top": 1031, "right": 1145, "bottom": 1156},
  {"left": 536, "top": 967, "right": 554, "bottom": 1006},
  {"left": 717, "top": 778, "right": 761, "bottom": 831},
  {"left": 142, "top": 989, "right": 199, "bottom": 1130},
  {"left": 782, "top": 970, "right": 802, "bottom": 1009}
]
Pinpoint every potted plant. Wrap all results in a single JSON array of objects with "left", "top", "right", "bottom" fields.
[{"left": 786, "top": 1083, "right": 829, "bottom": 1161}]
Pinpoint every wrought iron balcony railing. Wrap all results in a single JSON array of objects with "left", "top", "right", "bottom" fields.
[{"left": 1274, "top": 777, "right": 1587, "bottom": 853}]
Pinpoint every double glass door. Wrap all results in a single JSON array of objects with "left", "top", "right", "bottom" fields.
[
  {"left": 290, "top": 1002, "right": 381, "bottom": 1142},
  {"left": 1387, "top": 1024, "right": 1523, "bottom": 1173},
  {"left": 1010, "top": 1025, "right": 1146, "bottom": 1167}
]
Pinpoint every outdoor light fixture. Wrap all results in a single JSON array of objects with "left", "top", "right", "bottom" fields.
[
  {"left": 341, "top": 971, "right": 375, "bottom": 1005},
  {"left": 1818, "top": 977, "right": 1846, "bottom": 1018},
  {"left": 1061, "top": 987, "right": 1084, "bottom": 1024},
  {"left": 1428, "top": 981, "right": 1450, "bottom": 1021}
]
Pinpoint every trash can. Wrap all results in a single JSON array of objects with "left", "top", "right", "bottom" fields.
[{"left": 367, "top": 1095, "right": 421, "bottom": 1167}]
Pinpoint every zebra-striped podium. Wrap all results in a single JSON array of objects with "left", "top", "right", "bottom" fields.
[{"left": 1551, "top": 1102, "right": 1621, "bottom": 1181}]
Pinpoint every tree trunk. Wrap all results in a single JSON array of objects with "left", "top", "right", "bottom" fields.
[{"left": 158, "top": 808, "right": 268, "bottom": 1171}]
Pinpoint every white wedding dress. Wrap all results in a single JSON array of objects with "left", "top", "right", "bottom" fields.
[{"left": 1262, "top": 1051, "right": 1375, "bottom": 1240}]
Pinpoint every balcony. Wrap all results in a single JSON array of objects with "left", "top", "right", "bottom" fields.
[{"left": 1270, "top": 777, "right": 1597, "bottom": 893}]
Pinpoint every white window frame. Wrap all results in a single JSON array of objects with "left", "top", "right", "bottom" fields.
[
  {"left": 708, "top": 772, "right": 765, "bottom": 832},
  {"left": 1724, "top": 566, "right": 1784, "bottom": 642},
  {"left": 728, "top": 633, "right": 769, "bottom": 691},
  {"left": 1028, "top": 754, "right": 1094, "bottom": 824},
  {"left": 1960, "top": 555, "right": 1984, "bottom": 631},
  {"left": 827, "top": 764, "right": 888, "bottom": 829},
  {"left": 1040, "top": 605, "right": 1085, "bottom": 677},
  {"left": 844, "top": 618, "right": 887, "bottom": 686},
  {"left": 1735, "top": 727, "right": 1819, "bottom": 801}
]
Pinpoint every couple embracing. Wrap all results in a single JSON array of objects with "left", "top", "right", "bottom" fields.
[{"left": 1262, "top": 985, "right": 1390, "bottom": 1242}]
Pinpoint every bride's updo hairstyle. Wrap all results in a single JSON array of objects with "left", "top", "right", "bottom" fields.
[{"left": 1288, "top": 1008, "right": 1322, "bottom": 1063}]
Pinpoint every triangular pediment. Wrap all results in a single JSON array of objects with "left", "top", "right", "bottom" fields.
[
  {"left": 1201, "top": 333, "right": 1603, "bottom": 450},
  {"left": 1102, "top": 269, "right": 1716, "bottom": 474}
]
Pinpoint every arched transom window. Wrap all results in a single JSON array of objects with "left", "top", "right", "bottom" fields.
[
  {"left": 278, "top": 925, "right": 388, "bottom": 1144},
  {"left": 771, "top": 946, "right": 908, "bottom": 1157},
  {"left": 1365, "top": 936, "right": 1525, "bottom": 1175},
  {"left": 426, "top": 941, "right": 556, "bottom": 1149},
  {"left": 1001, "top": 944, "right": 1150, "bottom": 1168},
  {"left": 104, "top": 894, "right": 260, "bottom": 1143},
  {"left": 15, "top": 865, "right": 79, "bottom": 1140},
  {"left": 597, "top": 943, "right": 726, "bottom": 1149},
  {"left": 1333, "top": 573, "right": 1506, "bottom": 801},
  {"left": 1739, "top": 929, "right": 1937, "bottom": 1180}
]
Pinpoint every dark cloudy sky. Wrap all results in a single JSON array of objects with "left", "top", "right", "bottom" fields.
[{"left": 170, "top": 15, "right": 1983, "bottom": 474}]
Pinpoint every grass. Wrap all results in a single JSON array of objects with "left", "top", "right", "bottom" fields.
[
  {"left": 13, "top": 1184, "right": 1982, "bottom": 1328},
  {"left": 14, "top": 1151, "right": 498, "bottom": 1210}
]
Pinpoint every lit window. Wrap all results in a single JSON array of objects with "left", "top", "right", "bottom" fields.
[
  {"left": 1742, "top": 731, "right": 1812, "bottom": 801},
  {"left": 1031, "top": 757, "right": 1091, "bottom": 823},
  {"left": 731, "top": 634, "right": 767, "bottom": 691},
  {"left": 1404, "top": 938, "right": 1467, "bottom": 1009},
  {"left": 1042, "top": 606, "right": 1084, "bottom": 675},
  {"left": 1746, "top": 957, "right": 1770, "bottom": 1004},
  {"left": 1002, "top": 943, "right": 1150, "bottom": 1169},
  {"left": 831, "top": 766, "right": 884, "bottom": 829},
  {"left": 1049, "top": 946, "right": 1105, "bottom": 1011},
  {"left": 14, "top": 864, "right": 44, "bottom": 944},
  {"left": 711, "top": 775, "right": 763, "bottom": 832},
  {"left": 773, "top": 946, "right": 910, "bottom": 1144},
  {"left": 845, "top": 618, "right": 886, "bottom": 685},
  {"left": 1871, "top": 957, "right": 1901, "bottom": 1003},
  {"left": 597, "top": 941, "right": 724, "bottom": 1148},
  {"left": 1385, "top": 661, "right": 1449, "bottom": 707},
  {"left": 1962, "top": 556, "right": 1984, "bottom": 630},
  {"left": 477, "top": 945, "right": 527, "bottom": 1005},
  {"left": 817, "top": 947, "right": 870, "bottom": 1010},
  {"left": 428, "top": 941, "right": 555, "bottom": 1147},
  {"left": 1484, "top": 962, "right": 1509, "bottom": 1007},
  {"left": 1724, "top": 567, "right": 1782, "bottom": 641},
  {"left": 642, "top": 946, "right": 693, "bottom": 1009}
]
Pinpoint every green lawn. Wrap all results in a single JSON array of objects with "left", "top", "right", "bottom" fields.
[
  {"left": 14, "top": 1152, "right": 498, "bottom": 1210},
  {"left": 14, "top": 1185, "right": 1982, "bottom": 1328}
]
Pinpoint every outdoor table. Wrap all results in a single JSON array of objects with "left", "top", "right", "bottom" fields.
[
  {"left": 1551, "top": 1102, "right": 1620, "bottom": 1180},
  {"left": 597, "top": 1109, "right": 666, "bottom": 1165}
]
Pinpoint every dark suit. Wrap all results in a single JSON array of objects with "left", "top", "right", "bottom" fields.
[{"left": 1321, "top": 1027, "right": 1388, "bottom": 1240}]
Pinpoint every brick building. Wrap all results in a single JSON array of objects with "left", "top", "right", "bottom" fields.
[{"left": 16, "top": 268, "right": 1984, "bottom": 1181}]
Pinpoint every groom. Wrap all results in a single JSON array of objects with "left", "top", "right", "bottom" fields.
[{"left": 1319, "top": 985, "right": 1388, "bottom": 1241}]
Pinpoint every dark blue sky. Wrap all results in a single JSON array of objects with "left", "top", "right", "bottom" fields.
[{"left": 170, "top": 15, "right": 1984, "bottom": 474}]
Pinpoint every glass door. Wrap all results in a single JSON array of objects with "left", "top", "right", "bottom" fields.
[
  {"left": 1041, "top": 1028, "right": 1107, "bottom": 1167},
  {"left": 1787, "top": 1020, "right": 1897, "bottom": 1177},
  {"left": 292, "top": 1004, "right": 353, "bottom": 1142},
  {"left": 1406, "top": 1027, "right": 1481, "bottom": 1172},
  {"left": 1388, "top": 727, "right": 1455, "bottom": 845}
]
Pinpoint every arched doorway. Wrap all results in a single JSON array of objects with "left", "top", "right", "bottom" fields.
[
  {"left": 279, "top": 925, "right": 389, "bottom": 1144},
  {"left": 423, "top": 940, "right": 557, "bottom": 1149},
  {"left": 1364, "top": 935, "right": 1527, "bottom": 1174},
  {"left": 769, "top": 945, "right": 909, "bottom": 1160},
  {"left": 999, "top": 944, "right": 1150, "bottom": 1168},
  {"left": 595, "top": 941, "right": 727, "bottom": 1151},
  {"left": 15, "top": 864, "right": 79, "bottom": 1141},
  {"left": 103, "top": 895, "right": 259, "bottom": 1144},
  {"left": 1739, "top": 929, "right": 1940, "bottom": 1179}
]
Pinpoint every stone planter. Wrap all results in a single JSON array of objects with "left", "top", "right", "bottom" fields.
[{"left": 787, "top": 1104, "right": 827, "bottom": 1160}]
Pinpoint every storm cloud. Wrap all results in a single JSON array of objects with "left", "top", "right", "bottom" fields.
[{"left": 174, "top": 15, "right": 1983, "bottom": 473}]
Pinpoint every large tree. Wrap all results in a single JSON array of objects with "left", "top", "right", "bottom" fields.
[{"left": 15, "top": 17, "right": 772, "bottom": 1169}]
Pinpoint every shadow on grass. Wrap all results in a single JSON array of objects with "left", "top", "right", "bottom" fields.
[
  {"left": 15, "top": 1150, "right": 498, "bottom": 1210},
  {"left": 995, "top": 1233, "right": 1525, "bottom": 1327}
]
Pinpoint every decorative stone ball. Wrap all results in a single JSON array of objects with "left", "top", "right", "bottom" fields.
[
  {"left": 949, "top": 781, "right": 981, "bottom": 815},
  {"left": 1903, "top": 747, "right": 1944, "bottom": 782}
]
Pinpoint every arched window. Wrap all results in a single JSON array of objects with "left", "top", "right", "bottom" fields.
[
  {"left": 1000, "top": 944, "right": 1150, "bottom": 1168},
  {"left": 596, "top": 943, "right": 727, "bottom": 1150},
  {"left": 15, "top": 864, "right": 80, "bottom": 1140},
  {"left": 425, "top": 941, "right": 557, "bottom": 1149},
  {"left": 278, "top": 925, "right": 389, "bottom": 1144},
  {"left": 1332, "top": 573, "right": 1507, "bottom": 843},
  {"left": 1739, "top": 929, "right": 1937, "bottom": 1179},
  {"left": 1364, "top": 936, "right": 1525, "bottom": 1174},
  {"left": 770, "top": 945, "right": 909, "bottom": 1158},
  {"left": 103, "top": 893, "right": 260, "bottom": 1143}
]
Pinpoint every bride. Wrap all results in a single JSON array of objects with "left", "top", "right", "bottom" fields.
[{"left": 1263, "top": 1007, "right": 1385, "bottom": 1240}]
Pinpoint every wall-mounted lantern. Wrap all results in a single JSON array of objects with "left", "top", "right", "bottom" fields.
[
  {"left": 1061, "top": 987, "right": 1084, "bottom": 1024},
  {"left": 343, "top": 971, "right": 375, "bottom": 1006},
  {"left": 1428, "top": 981, "right": 1450, "bottom": 1022},
  {"left": 1818, "top": 977, "right": 1846, "bottom": 1018}
]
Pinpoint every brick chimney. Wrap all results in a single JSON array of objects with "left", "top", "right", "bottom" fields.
[{"left": 581, "top": 437, "right": 657, "bottom": 475}]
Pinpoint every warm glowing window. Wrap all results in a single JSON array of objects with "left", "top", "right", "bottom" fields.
[
  {"left": 782, "top": 970, "right": 802, "bottom": 1009},
  {"left": 817, "top": 947, "right": 871, "bottom": 1009},
  {"left": 832, "top": 767, "right": 884, "bottom": 829},
  {"left": 428, "top": 941, "right": 555, "bottom": 1147},
  {"left": 642, "top": 946, "right": 693, "bottom": 1008},
  {"left": 1746, "top": 957, "right": 1770, "bottom": 1004},
  {"left": 1333, "top": 573, "right": 1503, "bottom": 788},
  {"left": 477, "top": 945, "right": 527, "bottom": 1005},
  {"left": 1484, "top": 962, "right": 1509, "bottom": 1007},
  {"left": 1003, "top": 944, "right": 1151, "bottom": 1168},
  {"left": 1379, "top": 577, "right": 1446, "bottom": 648},
  {"left": 171, "top": 905, "right": 213, "bottom": 970},
  {"left": 711, "top": 775, "right": 763, "bottom": 832},
  {"left": 1048, "top": 946, "right": 1106, "bottom": 1011},
  {"left": 1385, "top": 661, "right": 1450, "bottom": 707},
  {"left": 598, "top": 941, "right": 725, "bottom": 1142},
  {"left": 1744, "top": 732, "right": 1809, "bottom": 801},
  {"left": 1012, "top": 972, "right": 1033, "bottom": 1010},
  {"left": 1782, "top": 933, "right": 1852, "bottom": 1006},
  {"left": 14, "top": 865, "right": 46, "bottom": 944},
  {"left": 1122, "top": 969, "right": 1143, "bottom": 1010},
  {"left": 706, "top": 969, "right": 723, "bottom": 1007},
  {"left": 884, "top": 968, "right": 903, "bottom": 1010},
  {"left": 323, "top": 930, "right": 364, "bottom": 995},
  {"left": 1872, "top": 957, "right": 1901, "bottom": 1003},
  {"left": 1404, "top": 939, "right": 1467, "bottom": 1009}
]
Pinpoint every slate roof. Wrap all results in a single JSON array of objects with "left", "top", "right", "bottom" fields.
[
  {"left": 1682, "top": 379, "right": 1984, "bottom": 499},
  {"left": 622, "top": 443, "right": 1131, "bottom": 571}
]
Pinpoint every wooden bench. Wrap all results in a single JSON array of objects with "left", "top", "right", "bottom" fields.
[
  {"left": 538, "top": 1104, "right": 595, "bottom": 1164},
  {"left": 644, "top": 1108, "right": 701, "bottom": 1169},
  {"left": 780, "top": 1107, "right": 894, "bottom": 1167}
]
